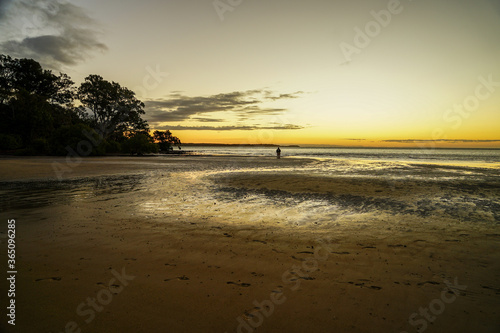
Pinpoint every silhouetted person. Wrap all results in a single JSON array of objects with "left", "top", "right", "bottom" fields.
[{"left": 276, "top": 147, "right": 281, "bottom": 159}]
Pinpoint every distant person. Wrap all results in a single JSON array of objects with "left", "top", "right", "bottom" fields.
[{"left": 276, "top": 147, "right": 281, "bottom": 159}]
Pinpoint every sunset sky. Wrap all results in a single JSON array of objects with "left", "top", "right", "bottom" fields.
[{"left": 1, "top": 0, "right": 499, "bottom": 147}]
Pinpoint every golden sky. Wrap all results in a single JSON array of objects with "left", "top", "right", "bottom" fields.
[{"left": 1, "top": 0, "right": 499, "bottom": 147}]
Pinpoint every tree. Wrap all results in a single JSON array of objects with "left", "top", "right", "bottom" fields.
[
  {"left": 8, "top": 89, "right": 53, "bottom": 146},
  {"left": 153, "top": 130, "right": 181, "bottom": 152},
  {"left": 49, "top": 123, "right": 106, "bottom": 156},
  {"left": 0, "top": 54, "right": 181, "bottom": 156},
  {"left": 0, "top": 54, "right": 74, "bottom": 105},
  {"left": 77, "top": 75, "right": 148, "bottom": 138},
  {"left": 122, "top": 132, "right": 158, "bottom": 155},
  {"left": 0, "top": 54, "right": 77, "bottom": 153}
]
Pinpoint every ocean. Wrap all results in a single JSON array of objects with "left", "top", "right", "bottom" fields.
[{"left": 185, "top": 146, "right": 500, "bottom": 167}]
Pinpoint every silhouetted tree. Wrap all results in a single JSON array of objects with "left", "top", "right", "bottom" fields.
[
  {"left": 0, "top": 54, "right": 74, "bottom": 105},
  {"left": 8, "top": 89, "right": 53, "bottom": 146},
  {"left": 0, "top": 54, "right": 180, "bottom": 156},
  {"left": 0, "top": 54, "right": 77, "bottom": 152},
  {"left": 49, "top": 123, "right": 106, "bottom": 156},
  {"left": 77, "top": 75, "right": 148, "bottom": 138},
  {"left": 122, "top": 132, "right": 158, "bottom": 155},
  {"left": 153, "top": 130, "right": 181, "bottom": 152}
]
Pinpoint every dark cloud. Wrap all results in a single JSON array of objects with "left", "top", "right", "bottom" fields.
[
  {"left": 264, "top": 90, "right": 304, "bottom": 101},
  {"left": 236, "top": 106, "right": 287, "bottom": 121},
  {"left": 2, "top": 33, "right": 106, "bottom": 66},
  {"left": 154, "top": 124, "right": 304, "bottom": 131},
  {"left": 0, "top": 0, "right": 107, "bottom": 69},
  {"left": 191, "top": 117, "right": 226, "bottom": 123},
  {"left": 0, "top": 0, "right": 14, "bottom": 19},
  {"left": 145, "top": 89, "right": 303, "bottom": 123}
]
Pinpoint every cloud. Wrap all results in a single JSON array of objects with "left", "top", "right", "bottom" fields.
[
  {"left": 153, "top": 124, "right": 305, "bottom": 131},
  {"left": 191, "top": 117, "right": 226, "bottom": 123},
  {"left": 0, "top": 0, "right": 107, "bottom": 69},
  {"left": 145, "top": 89, "right": 304, "bottom": 124},
  {"left": 0, "top": 0, "right": 14, "bottom": 19},
  {"left": 263, "top": 90, "right": 304, "bottom": 101}
]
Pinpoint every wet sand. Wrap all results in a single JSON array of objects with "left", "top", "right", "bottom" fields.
[{"left": 0, "top": 156, "right": 499, "bottom": 333}]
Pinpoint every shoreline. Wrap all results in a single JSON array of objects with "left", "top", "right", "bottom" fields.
[
  {"left": 1, "top": 154, "right": 499, "bottom": 183},
  {"left": 0, "top": 155, "right": 313, "bottom": 182}
]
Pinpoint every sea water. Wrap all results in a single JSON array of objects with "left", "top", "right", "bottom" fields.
[{"left": 187, "top": 146, "right": 500, "bottom": 167}]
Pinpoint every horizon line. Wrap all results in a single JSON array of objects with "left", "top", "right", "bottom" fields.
[{"left": 181, "top": 143, "right": 500, "bottom": 149}]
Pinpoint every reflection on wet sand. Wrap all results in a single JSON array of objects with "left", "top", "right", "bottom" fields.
[{"left": 1, "top": 175, "right": 146, "bottom": 211}]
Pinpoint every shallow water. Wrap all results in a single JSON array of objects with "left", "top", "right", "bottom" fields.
[
  {"left": 0, "top": 174, "right": 147, "bottom": 211},
  {"left": 2, "top": 157, "right": 499, "bottom": 231},
  {"left": 188, "top": 146, "right": 500, "bottom": 167}
]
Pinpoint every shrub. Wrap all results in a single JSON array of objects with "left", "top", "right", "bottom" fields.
[
  {"left": 0, "top": 134, "right": 22, "bottom": 150},
  {"left": 122, "top": 133, "right": 158, "bottom": 155}
]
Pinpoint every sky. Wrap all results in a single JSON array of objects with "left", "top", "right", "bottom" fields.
[{"left": 1, "top": 0, "right": 499, "bottom": 147}]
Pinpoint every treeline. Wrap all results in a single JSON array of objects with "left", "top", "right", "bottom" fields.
[{"left": 0, "top": 54, "right": 180, "bottom": 156}]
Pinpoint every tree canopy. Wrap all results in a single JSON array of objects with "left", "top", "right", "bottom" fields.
[
  {"left": 0, "top": 55, "right": 74, "bottom": 105},
  {"left": 0, "top": 54, "right": 181, "bottom": 156},
  {"left": 153, "top": 130, "right": 181, "bottom": 152},
  {"left": 77, "top": 74, "right": 148, "bottom": 137}
]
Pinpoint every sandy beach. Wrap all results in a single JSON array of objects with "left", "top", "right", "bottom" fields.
[{"left": 0, "top": 156, "right": 499, "bottom": 333}]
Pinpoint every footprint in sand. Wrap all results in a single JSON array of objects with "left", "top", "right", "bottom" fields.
[
  {"left": 227, "top": 281, "right": 251, "bottom": 287},
  {"left": 347, "top": 281, "right": 382, "bottom": 290},
  {"left": 481, "top": 285, "right": 500, "bottom": 295},
  {"left": 96, "top": 282, "right": 122, "bottom": 293},
  {"left": 299, "top": 276, "right": 316, "bottom": 281},
  {"left": 287, "top": 275, "right": 316, "bottom": 282},
  {"left": 417, "top": 281, "right": 440, "bottom": 286},
  {"left": 164, "top": 275, "right": 190, "bottom": 282},
  {"left": 35, "top": 277, "right": 62, "bottom": 282}
]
